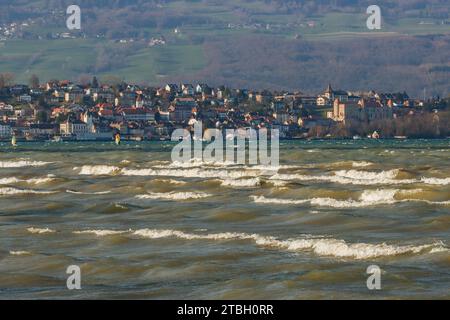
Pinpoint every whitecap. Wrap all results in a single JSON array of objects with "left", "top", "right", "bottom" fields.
[
  {"left": 27, "top": 227, "right": 56, "bottom": 234},
  {"left": 420, "top": 177, "right": 450, "bottom": 185},
  {"left": 220, "top": 178, "right": 261, "bottom": 188},
  {"left": 0, "top": 177, "right": 54, "bottom": 185},
  {"left": 0, "top": 187, "right": 55, "bottom": 196},
  {"left": 9, "top": 250, "right": 31, "bottom": 256},
  {"left": 73, "top": 230, "right": 129, "bottom": 236},
  {"left": 132, "top": 228, "right": 448, "bottom": 260},
  {"left": 251, "top": 189, "right": 450, "bottom": 208},
  {"left": 66, "top": 190, "right": 111, "bottom": 195},
  {"left": 78, "top": 165, "right": 119, "bottom": 175},
  {"left": 135, "top": 192, "right": 212, "bottom": 201},
  {"left": 0, "top": 160, "right": 53, "bottom": 168}
]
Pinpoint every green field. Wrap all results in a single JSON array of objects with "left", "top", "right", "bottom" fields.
[
  {"left": 1, "top": 5, "right": 449, "bottom": 85},
  {"left": 0, "top": 39, "right": 206, "bottom": 84}
]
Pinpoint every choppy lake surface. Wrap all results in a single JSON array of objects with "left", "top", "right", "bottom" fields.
[{"left": 0, "top": 139, "right": 449, "bottom": 299}]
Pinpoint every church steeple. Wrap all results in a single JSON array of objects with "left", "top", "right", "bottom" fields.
[{"left": 325, "top": 84, "right": 333, "bottom": 99}]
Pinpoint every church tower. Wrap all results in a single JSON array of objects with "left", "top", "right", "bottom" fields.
[{"left": 325, "top": 84, "right": 334, "bottom": 100}]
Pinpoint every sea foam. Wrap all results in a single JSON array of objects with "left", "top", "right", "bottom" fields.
[
  {"left": 132, "top": 228, "right": 448, "bottom": 260},
  {"left": 135, "top": 192, "right": 212, "bottom": 201},
  {"left": 251, "top": 189, "right": 450, "bottom": 208},
  {"left": 270, "top": 169, "right": 417, "bottom": 186},
  {"left": 0, "top": 160, "right": 53, "bottom": 168},
  {"left": 220, "top": 178, "right": 261, "bottom": 188},
  {"left": 0, "top": 187, "right": 55, "bottom": 196},
  {"left": 0, "top": 177, "right": 54, "bottom": 185},
  {"left": 420, "top": 177, "right": 450, "bottom": 185},
  {"left": 27, "top": 227, "right": 56, "bottom": 234},
  {"left": 66, "top": 190, "right": 111, "bottom": 195},
  {"left": 78, "top": 165, "right": 119, "bottom": 175},
  {"left": 73, "top": 230, "right": 129, "bottom": 236},
  {"left": 9, "top": 250, "right": 31, "bottom": 256}
]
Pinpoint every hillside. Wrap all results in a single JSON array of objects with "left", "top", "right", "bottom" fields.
[{"left": 0, "top": 0, "right": 449, "bottom": 96}]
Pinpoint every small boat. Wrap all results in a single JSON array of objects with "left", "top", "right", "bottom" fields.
[
  {"left": 11, "top": 135, "right": 17, "bottom": 147},
  {"left": 114, "top": 133, "right": 121, "bottom": 145},
  {"left": 52, "top": 136, "right": 62, "bottom": 143},
  {"left": 371, "top": 131, "right": 380, "bottom": 139},
  {"left": 353, "top": 135, "right": 362, "bottom": 140}
]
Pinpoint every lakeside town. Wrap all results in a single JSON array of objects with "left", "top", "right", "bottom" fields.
[{"left": 0, "top": 74, "right": 449, "bottom": 142}]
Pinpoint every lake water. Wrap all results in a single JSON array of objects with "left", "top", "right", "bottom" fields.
[{"left": 0, "top": 139, "right": 449, "bottom": 299}]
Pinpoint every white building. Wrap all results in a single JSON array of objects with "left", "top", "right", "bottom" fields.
[
  {"left": 0, "top": 123, "right": 12, "bottom": 137},
  {"left": 60, "top": 120, "right": 88, "bottom": 139}
]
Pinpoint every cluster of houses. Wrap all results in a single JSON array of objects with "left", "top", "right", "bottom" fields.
[{"left": 0, "top": 79, "right": 434, "bottom": 141}]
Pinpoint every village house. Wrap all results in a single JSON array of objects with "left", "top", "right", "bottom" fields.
[
  {"left": 0, "top": 122, "right": 12, "bottom": 137},
  {"left": 60, "top": 120, "right": 88, "bottom": 138},
  {"left": 318, "top": 84, "right": 349, "bottom": 106},
  {"left": 18, "top": 94, "right": 32, "bottom": 103},
  {"left": 165, "top": 84, "right": 179, "bottom": 94},
  {"left": 121, "top": 108, "right": 155, "bottom": 122},
  {"left": 93, "top": 88, "right": 115, "bottom": 103},
  {"left": 64, "top": 89, "right": 85, "bottom": 103},
  {"left": 25, "top": 124, "right": 58, "bottom": 138},
  {"left": 329, "top": 98, "right": 393, "bottom": 124},
  {"left": 181, "top": 84, "right": 195, "bottom": 96},
  {"left": 196, "top": 84, "right": 211, "bottom": 95},
  {"left": 170, "top": 97, "right": 198, "bottom": 123}
]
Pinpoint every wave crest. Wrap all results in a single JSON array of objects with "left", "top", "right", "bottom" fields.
[{"left": 135, "top": 192, "right": 212, "bottom": 201}]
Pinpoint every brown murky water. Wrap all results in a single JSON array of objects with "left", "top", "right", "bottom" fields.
[{"left": 0, "top": 140, "right": 449, "bottom": 299}]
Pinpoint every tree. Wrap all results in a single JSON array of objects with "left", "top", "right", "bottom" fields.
[
  {"left": 0, "top": 72, "right": 15, "bottom": 88},
  {"left": 36, "top": 111, "right": 48, "bottom": 123},
  {"left": 92, "top": 76, "right": 99, "bottom": 88},
  {"left": 29, "top": 74, "right": 40, "bottom": 88},
  {"left": 155, "top": 111, "right": 161, "bottom": 123}
]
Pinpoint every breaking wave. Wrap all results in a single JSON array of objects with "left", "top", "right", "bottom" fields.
[
  {"left": 9, "top": 250, "right": 31, "bottom": 256},
  {"left": 0, "top": 177, "right": 54, "bottom": 185},
  {"left": 251, "top": 189, "right": 450, "bottom": 208},
  {"left": 420, "top": 177, "right": 450, "bottom": 185},
  {"left": 0, "top": 187, "right": 55, "bottom": 196},
  {"left": 270, "top": 169, "right": 419, "bottom": 186},
  {"left": 66, "top": 190, "right": 111, "bottom": 195},
  {"left": 135, "top": 192, "right": 212, "bottom": 201},
  {"left": 351, "top": 161, "right": 373, "bottom": 168},
  {"left": 152, "top": 179, "right": 187, "bottom": 185},
  {"left": 78, "top": 165, "right": 120, "bottom": 175},
  {"left": 0, "top": 160, "right": 53, "bottom": 168},
  {"left": 27, "top": 227, "right": 56, "bottom": 234},
  {"left": 121, "top": 167, "right": 259, "bottom": 179},
  {"left": 73, "top": 230, "right": 130, "bottom": 236},
  {"left": 220, "top": 178, "right": 261, "bottom": 188},
  {"left": 132, "top": 229, "right": 448, "bottom": 260}
]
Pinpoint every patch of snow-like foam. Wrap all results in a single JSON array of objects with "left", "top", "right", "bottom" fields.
[{"left": 135, "top": 192, "right": 212, "bottom": 201}]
